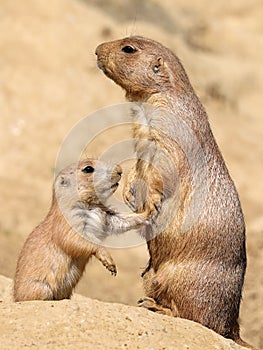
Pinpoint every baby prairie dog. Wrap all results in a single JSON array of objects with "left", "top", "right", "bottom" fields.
[
  {"left": 14, "top": 158, "right": 147, "bottom": 302},
  {"left": 95, "top": 37, "right": 255, "bottom": 349}
]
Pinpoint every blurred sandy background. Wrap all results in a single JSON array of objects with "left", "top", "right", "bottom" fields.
[{"left": 0, "top": 0, "right": 262, "bottom": 348}]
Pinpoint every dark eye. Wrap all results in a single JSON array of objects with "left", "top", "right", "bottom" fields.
[
  {"left": 82, "top": 166, "right": 94, "bottom": 173},
  {"left": 153, "top": 65, "right": 159, "bottom": 73},
  {"left": 121, "top": 45, "right": 137, "bottom": 54}
]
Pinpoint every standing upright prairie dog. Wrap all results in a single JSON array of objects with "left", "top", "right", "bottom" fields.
[
  {"left": 14, "top": 158, "right": 147, "bottom": 302},
  {"left": 95, "top": 37, "right": 254, "bottom": 349}
]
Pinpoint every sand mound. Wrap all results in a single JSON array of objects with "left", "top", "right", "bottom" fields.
[{"left": 0, "top": 276, "right": 247, "bottom": 350}]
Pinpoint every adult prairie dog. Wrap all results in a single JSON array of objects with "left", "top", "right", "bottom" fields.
[
  {"left": 14, "top": 158, "right": 147, "bottom": 301},
  {"left": 96, "top": 37, "right": 254, "bottom": 349}
]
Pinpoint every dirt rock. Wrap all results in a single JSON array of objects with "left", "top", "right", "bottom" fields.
[{"left": 0, "top": 276, "right": 247, "bottom": 350}]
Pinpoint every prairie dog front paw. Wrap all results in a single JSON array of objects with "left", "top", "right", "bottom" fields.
[{"left": 124, "top": 179, "right": 148, "bottom": 213}]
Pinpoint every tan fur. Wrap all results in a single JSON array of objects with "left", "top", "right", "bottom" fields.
[
  {"left": 96, "top": 37, "right": 256, "bottom": 349},
  {"left": 14, "top": 158, "right": 147, "bottom": 301}
]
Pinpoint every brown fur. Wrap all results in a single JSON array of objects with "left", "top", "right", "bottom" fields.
[
  {"left": 14, "top": 158, "right": 147, "bottom": 301},
  {"left": 96, "top": 37, "right": 256, "bottom": 349}
]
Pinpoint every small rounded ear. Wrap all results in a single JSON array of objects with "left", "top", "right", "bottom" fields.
[
  {"left": 152, "top": 57, "right": 164, "bottom": 73},
  {"left": 157, "top": 57, "right": 164, "bottom": 66},
  {"left": 60, "top": 175, "right": 70, "bottom": 187}
]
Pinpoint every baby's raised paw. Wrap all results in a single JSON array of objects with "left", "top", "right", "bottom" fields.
[
  {"left": 126, "top": 213, "right": 150, "bottom": 228},
  {"left": 136, "top": 213, "right": 150, "bottom": 226}
]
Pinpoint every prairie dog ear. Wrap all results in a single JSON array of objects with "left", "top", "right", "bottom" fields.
[
  {"left": 157, "top": 57, "right": 164, "bottom": 66},
  {"left": 152, "top": 57, "right": 164, "bottom": 73},
  {"left": 60, "top": 175, "right": 70, "bottom": 187}
]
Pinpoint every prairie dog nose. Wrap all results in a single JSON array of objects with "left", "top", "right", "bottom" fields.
[{"left": 95, "top": 44, "right": 103, "bottom": 56}]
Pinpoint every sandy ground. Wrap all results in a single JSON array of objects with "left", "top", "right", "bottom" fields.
[
  {"left": 0, "top": 275, "right": 248, "bottom": 350},
  {"left": 0, "top": 0, "right": 262, "bottom": 348}
]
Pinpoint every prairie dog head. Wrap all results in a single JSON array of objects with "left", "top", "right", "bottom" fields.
[
  {"left": 54, "top": 159, "right": 122, "bottom": 207},
  {"left": 96, "top": 36, "right": 190, "bottom": 101}
]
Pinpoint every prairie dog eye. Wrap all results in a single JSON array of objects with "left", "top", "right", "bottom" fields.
[
  {"left": 82, "top": 166, "right": 95, "bottom": 173},
  {"left": 153, "top": 65, "right": 159, "bottom": 73},
  {"left": 121, "top": 45, "right": 137, "bottom": 54}
]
